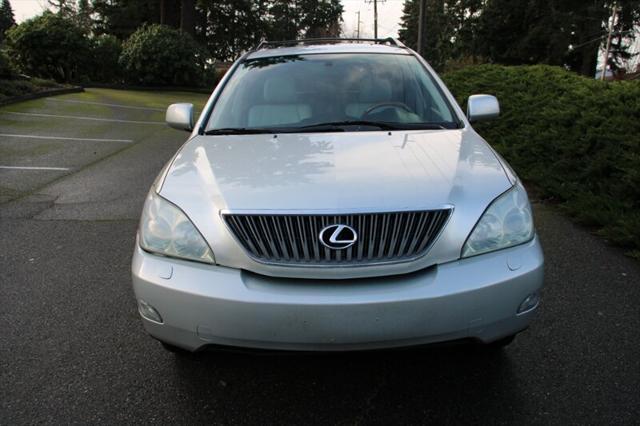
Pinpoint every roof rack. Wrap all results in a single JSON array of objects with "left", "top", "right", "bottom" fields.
[{"left": 255, "top": 37, "right": 407, "bottom": 51}]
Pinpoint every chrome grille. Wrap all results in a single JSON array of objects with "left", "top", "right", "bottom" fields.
[{"left": 223, "top": 210, "right": 451, "bottom": 266}]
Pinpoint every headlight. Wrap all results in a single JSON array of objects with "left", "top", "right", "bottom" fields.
[
  {"left": 462, "top": 183, "right": 534, "bottom": 258},
  {"left": 139, "top": 190, "right": 214, "bottom": 264}
]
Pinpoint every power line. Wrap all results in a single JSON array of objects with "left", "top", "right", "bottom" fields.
[{"left": 569, "top": 29, "right": 635, "bottom": 51}]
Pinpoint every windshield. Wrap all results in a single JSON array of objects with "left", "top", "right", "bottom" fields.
[{"left": 205, "top": 53, "right": 461, "bottom": 133}]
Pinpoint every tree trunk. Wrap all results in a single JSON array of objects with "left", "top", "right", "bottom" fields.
[
  {"left": 576, "top": 0, "right": 605, "bottom": 77},
  {"left": 181, "top": 0, "right": 196, "bottom": 36},
  {"left": 160, "top": 0, "right": 180, "bottom": 28}
]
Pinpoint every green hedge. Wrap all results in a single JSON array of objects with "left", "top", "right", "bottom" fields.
[{"left": 443, "top": 64, "right": 640, "bottom": 256}]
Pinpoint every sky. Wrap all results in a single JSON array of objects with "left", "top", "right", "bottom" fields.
[
  {"left": 341, "top": 0, "right": 404, "bottom": 38},
  {"left": 11, "top": 0, "right": 405, "bottom": 38},
  {"left": 11, "top": 0, "right": 48, "bottom": 23}
]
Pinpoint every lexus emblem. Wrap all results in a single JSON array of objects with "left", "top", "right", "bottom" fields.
[{"left": 319, "top": 224, "right": 358, "bottom": 250}]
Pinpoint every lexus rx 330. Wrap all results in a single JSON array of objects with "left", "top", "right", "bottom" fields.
[{"left": 132, "top": 39, "right": 544, "bottom": 353}]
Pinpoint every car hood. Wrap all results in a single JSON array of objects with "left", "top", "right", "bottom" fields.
[{"left": 159, "top": 129, "right": 514, "bottom": 277}]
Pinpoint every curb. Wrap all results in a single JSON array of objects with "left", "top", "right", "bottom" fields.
[{"left": 0, "top": 86, "right": 85, "bottom": 107}]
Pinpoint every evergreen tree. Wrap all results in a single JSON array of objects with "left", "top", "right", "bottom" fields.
[
  {"left": 398, "top": 0, "right": 451, "bottom": 70},
  {"left": 299, "top": 0, "right": 343, "bottom": 37},
  {"left": 398, "top": 0, "right": 418, "bottom": 49},
  {"left": 269, "top": 0, "right": 299, "bottom": 40},
  {"left": 399, "top": 0, "right": 639, "bottom": 75},
  {"left": 0, "top": 0, "right": 16, "bottom": 42},
  {"left": 75, "top": 0, "right": 92, "bottom": 29},
  {"left": 477, "top": 0, "right": 569, "bottom": 66},
  {"left": 605, "top": 2, "right": 640, "bottom": 73},
  {"left": 48, "top": 0, "right": 76, "bottom": 17},
  {"left": 447, "top": 0, "right": 483, "bottom": 62},
  {"left": 92, "top": 0, "right": 160, "bottom": 39},
  {"left": 198, "top": 0, "right": 264, "bottom": 60}
]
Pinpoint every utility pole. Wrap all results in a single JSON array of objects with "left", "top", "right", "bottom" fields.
[
  {"left": 365, "top": 0, "right": 384, "bottom": 39},
  {"left": 373, "top": 0, "right": 378, "bottom": 38},
  {"left": 356, "top": 10, "right": 361, "bottom": 39},
  {"left": 601, "top": 2, "right": 618, "bottom": 81},
  {"left": 417, "top": 0, "right": 425, "bottom": 56}
]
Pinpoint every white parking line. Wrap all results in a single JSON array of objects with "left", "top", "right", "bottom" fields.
[
  {"left": 0, "top": 166, "right": 70, "bottom": 171},
  {"left": 0, "top": 133, "right": 133, "bottom": 143},
  {"left": 46, "top": 98, "right": 166, "bottom": 112},
  {"left": 0, "top": 111, "right": 164, "bottom": 125}
]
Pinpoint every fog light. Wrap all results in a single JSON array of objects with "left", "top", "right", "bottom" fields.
[
  {"left": 517, "top": 292, "right": 540, "bottom": 314},
  {"left": 138, "top": 300, "right": 163, "bottom": 323}
]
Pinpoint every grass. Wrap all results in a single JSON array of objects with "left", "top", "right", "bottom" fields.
[{"left": 68, "top": 88, "right": 209, "bottom": 111}]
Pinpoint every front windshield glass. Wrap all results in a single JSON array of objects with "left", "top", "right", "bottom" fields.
[{"left": 205, "top": 53, "right": 460, "bottom": 133}]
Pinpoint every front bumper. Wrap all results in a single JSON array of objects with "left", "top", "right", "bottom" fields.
[{"left": 131, "top": 237, "right": 544, "bottom": 352}]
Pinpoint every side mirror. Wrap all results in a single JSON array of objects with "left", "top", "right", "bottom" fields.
[
  {"left": 166, "top": 103, "right": 194, "bottom": 131},
  {"left": 467, "top": 95, "right": 500, "bottom": 123}
]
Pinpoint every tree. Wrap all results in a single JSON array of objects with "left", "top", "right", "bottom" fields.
[
  {"left": 604, "top": 2, "right": 640, "bottom": 74},
  {"left": 299, "top": 0, "right": 343, "bottom": 37},
  {"left": 476, "top": 0, "right": 569, "bottom": 66},
  {"left": 75, "top": 0, "right": 92, "bottom": 29},
  {"left": 87, "top": 34, "right": 122, "bottom": 82},
  {"left": 399, "top": 0, "right": 640, "bottom": 76},
  {"left": 268, "top": 0, "right": 299, "bottom": 40},
  {"left": 5, "top": 11, "right": 90, "bottom": 81},
  {"left": 93, "top": 0, "right": 160, "bottom": 39},
  {"left": 159, "top": 0, "right": 180, "bottom": 28},
  {"left": 398, "top": 0, "right": 452, "bottom": 70},
  {"left": 398, "top": 0, "right": 418, "bottom": 50},
  {"left": 119, "top": 23, "right": 205, "bottom": 85},
  {"left": 181, "top": 0, "right": 196, "bottom": 35},
  {"left": 48, "top": 0, "right": 76, "bottom": 17},
  {"left": 0, "top": 0, "right": 16, "bottom": 42},
  {"left": 447, "top": 0, "right": 484, "bottom": 62}
]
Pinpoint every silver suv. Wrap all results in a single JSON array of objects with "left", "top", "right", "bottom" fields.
[{"left": 132, "top": 39, "right": 544, "bottom": 353}]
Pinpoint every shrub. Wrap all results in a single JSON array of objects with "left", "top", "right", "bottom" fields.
[
  {"left": 0, "top": 49, "right": 15, "bottom": 78},
  {"left": 0, "top": 77, "right": 61, "bottom": 100},
  {"left": 443, "top": 64, "right": 640, "bottom": 255},
  {"left": 119, "top": 24, "right": 205, "bottom": 86},
  {"left": 86, "top": 34, "right": 122, "bottom": 83},
  {"left": 202, "top": 66, "right": 226, "bottom": 88},
  {"left": 5, "top": 11, "right": 89, "bottom": 82}
]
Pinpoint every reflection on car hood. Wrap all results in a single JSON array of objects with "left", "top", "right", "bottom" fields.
[
  {"left": 159, "top": 129, "right": 514, "bottom": 276},
  {"left": 160, "top": 129, "right": 511, "bottom": 212}
]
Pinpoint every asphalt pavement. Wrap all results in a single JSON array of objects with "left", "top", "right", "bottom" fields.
[{"left": 1, "top": 89, "right": 639, "bottom": 425}]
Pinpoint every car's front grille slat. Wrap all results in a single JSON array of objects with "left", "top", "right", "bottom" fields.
[{"left": 224, "top": 209, "right": 450, "bottom": 266}]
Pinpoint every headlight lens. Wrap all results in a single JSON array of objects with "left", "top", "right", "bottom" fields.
[
  {"left": 462, "top": 183, "right": 534, "bottom": 258},
  {"left": 139, "top": 190, "right": 214, "bottom": 264}
]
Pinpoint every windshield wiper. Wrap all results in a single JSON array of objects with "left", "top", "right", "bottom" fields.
[
  {"left": 299, "top": 120, "right": 402, "bottom": 131},
  {"left": 204, "top": 121, "right": 448, "bottom": 135},
  {"left": 299, "top": 121, "right": 448, "bottom": 131},
  {"left": 204, "top": 127, "right": 279, "bottom": 135}
]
